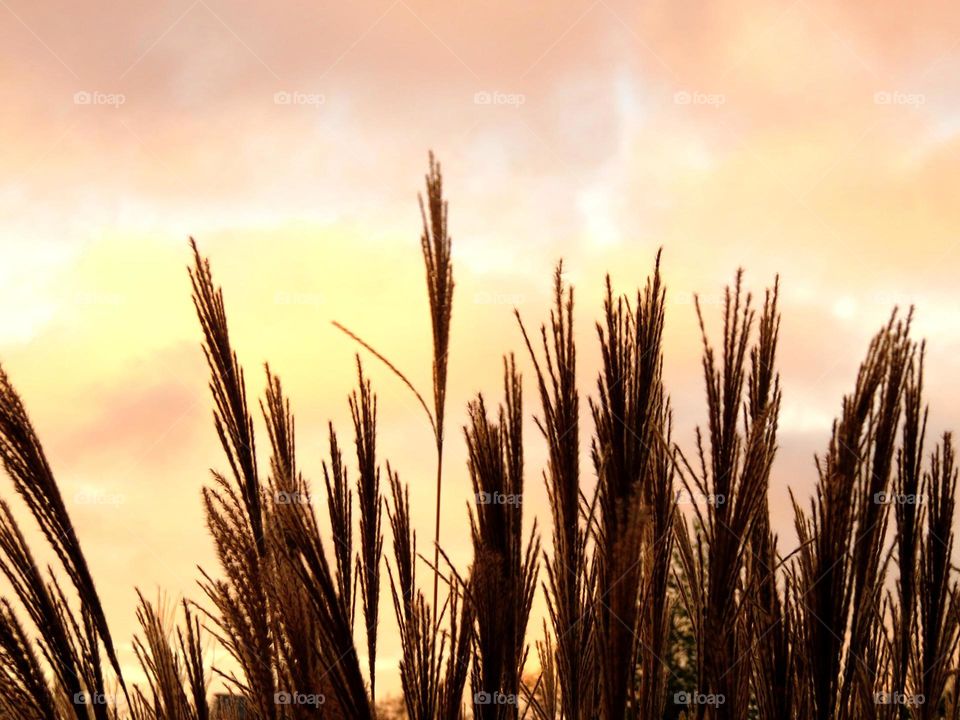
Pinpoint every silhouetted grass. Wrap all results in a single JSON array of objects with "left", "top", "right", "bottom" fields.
[{"left": 0, "top": 154, "right": 956, "bottom": 720}]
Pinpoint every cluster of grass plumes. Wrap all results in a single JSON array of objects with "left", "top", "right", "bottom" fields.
[
  {"left": 465, "top": 356, "right": 540, "bottom": 720},
  {"left": 0, "top": 367, "right": 130, "bottom": 720},
  {"left": 130, "top": 593, "right": 207, "bottom": 719},
  {"left": 674, "top": 274, "right": 782, "bottom": 720},
  {"left": 517, "top": 265, "right": 593, "bottom": 720},
  {"left": 590, "top": 259, "right": 675, "bottom": 720},
  {"left": 0, "top": 153, "right": 958, "bottom": 720}
]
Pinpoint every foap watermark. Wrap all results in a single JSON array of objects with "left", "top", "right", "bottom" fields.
[
  {"left": 476, "top": 491, "right": 522, "bottom": 506},
  {"left": 874, "top": 491, "right": 925, "bottom": 505},
  {"left": 74, "top": 692, "right": 116, "bottom": 706},
  {"left": 473, "top": 91, "right": 525, "bottom": 107},
  {"left": 74, "top": 489, "right": 126, "bottom": 507},
  {"left": 674, "top": 691, "right": 726, "bottom": 707},
  {"left": 674, "top": 90, "right": 725, "bottom": 108},
  {"left": 474, "top": 291, "right": 525, "bottom": 305},
  {"left": 275, "top": 491, "right": 311, "bottom": 506},
  {"left": 874, "top": 691, "right": 924, "bottom": 707},
  {"left": 74, "top": 91, "right": 125, "bottom": 107},
  {"left": 274, "top": 91, "right": 325, "bottom": 107},
  {"left": 874, "top": 91, "right": 925, "bottom": 107},
  {"left": 675, "top": 490, "right": 726, "bottom": 506},
  {"left": 474, "top": 691, "right": 518, "bottom": 706},
  {"left": 274, "top": 691, "right": 325, "bottom": 707},
  {"left": 274, "top": 290, "right": 325, "bottom": 307}
]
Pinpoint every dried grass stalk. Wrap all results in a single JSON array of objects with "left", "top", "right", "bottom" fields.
[
  {"left": 589, "top": 257, "right": 674, "bottom": 720},
  {"left": 465, "top": 356, "right": 540, "bottom": 720},
  {"left": 350, "top": 359, "right": 384, "bottom": 704},
  {"left": 675, "top": 272, "right": 779, "bottom": 720},
  {"left": 517, "top": 263, "right": 593, "bottom": 720},
  {"left": 189, "top": 240, "right": 276, "bottom": 719},
  {"left": 0, "top": 367, "right": 127, "bottom": 706}
]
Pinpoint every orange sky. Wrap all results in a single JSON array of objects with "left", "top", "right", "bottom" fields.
[{"left": 1, "top": 0, "right": 960, "bottom": 698}]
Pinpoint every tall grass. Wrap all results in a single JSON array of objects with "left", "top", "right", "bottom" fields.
[
  {"left": 0, "top": 154, "right": 957, "bottom": 720},
  {"left": 589, "top": 260, "right": 674, "bottom": 720},
  {"left": 517, "top": 265, "right": 592, "bottom": 720},
  {"left": 674, "top": 274, "right": 779, "bottom": 720},
  {"left": 465, "top": 356, "right": 539, "bottom": 719}
]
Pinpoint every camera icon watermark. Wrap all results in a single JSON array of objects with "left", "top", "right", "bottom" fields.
[
  {"left": 476, "top": 491, "right": 522, "bottom": 506},
  {"left": 74, "top": 692, "right": 114, "bottom": 706},
  {"left": 675, "top": 490, "right": 726, "bottom": 506},
  {"left": 74, "top": 91, "right": 126, "bottom": 108},
  {"left": 473, "top": 91, "right": 526, "bottom": 108},
  {"left": 874, "top": 491, "right": 924, "bottom": 505},
  {"left": 874, "top": 91, "right": 925, "bottom": 107},
  {"left": 474, "top": 690, "right": 518, "bottom": 705},
  {"left": 274, "top": 691, "right": 325, "bottom": 706},
  {"left": 874, "top": 691, "right": 924, "bottom": 707},
  {"left": 275, "top": 491, "right": 311, "bottom": 506},
  {"left": 673, "top": 90, "right": 725, "bottom": 108},
  {"left": 273, "top": 91, "right": 325, "bottom": 107},
  {"left": 674, "top": 691, "right": 726, "bottom": 706}
]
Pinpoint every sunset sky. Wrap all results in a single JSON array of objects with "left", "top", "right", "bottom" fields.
[{"left": 1, "top": 0, "right": 959, "bottom": 698}]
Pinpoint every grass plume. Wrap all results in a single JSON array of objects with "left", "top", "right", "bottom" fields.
[{"left": 0, "top": 154, "right": 957, "bottom": 720}]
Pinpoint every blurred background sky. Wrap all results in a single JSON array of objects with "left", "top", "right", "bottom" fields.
[{"left": 1, "top": 0, "right": 959, "bottom": 698}]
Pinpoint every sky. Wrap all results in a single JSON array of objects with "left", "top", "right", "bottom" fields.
[{"left": 1, "top": 0, "right": 959, "bottom": 700}]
